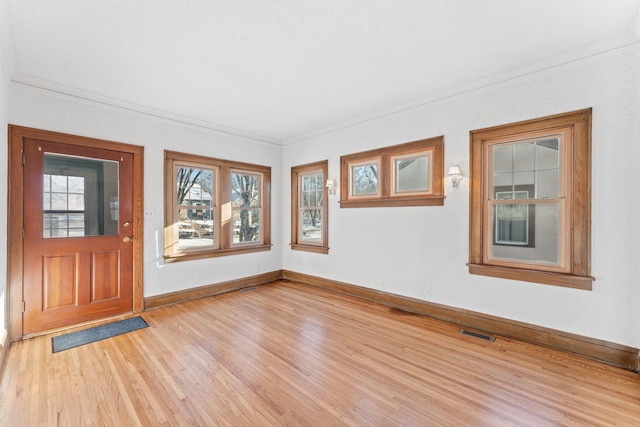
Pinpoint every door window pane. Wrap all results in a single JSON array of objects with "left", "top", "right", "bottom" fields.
[{"left": 43, "top": 154, "right": 119, "bottom": 238}]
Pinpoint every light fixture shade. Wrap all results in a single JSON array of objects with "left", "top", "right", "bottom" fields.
[
  {"left": 448, "top": 165, "right": 462, "bottom": 176},
  {"left": 325, "top": 179, "right": 334, "bottom": 188}
]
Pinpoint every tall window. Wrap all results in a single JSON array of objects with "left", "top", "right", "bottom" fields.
[
  {"left": 469, "top": 109, "right": 593, "bottom": 289},
  {"left": 291, "top": 160, "right": 328, "bottom": 253},
  {"left": 340, "top": 136, "right": 444, "bottom": 208},
  {"left": 165, "top": 151, "right": 271, "bottom": 261}
]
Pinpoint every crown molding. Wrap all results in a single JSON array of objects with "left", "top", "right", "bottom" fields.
[{"left": 9, "top": 73, "right": 283, "bottom": 146}]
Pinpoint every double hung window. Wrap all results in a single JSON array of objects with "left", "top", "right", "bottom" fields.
[
  {"left": 291, "top": 160, "right": 328, "bottom": 253},
  {"left": 164, "top": 151, "right": 271, "bottom": 261},
  {"left": 469, "top": 109, "right": 593, "bottom": 289}
]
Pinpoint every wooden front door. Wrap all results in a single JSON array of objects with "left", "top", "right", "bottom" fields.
[{"left": 22, "top": 137, "right": 135, "bottom": 335}]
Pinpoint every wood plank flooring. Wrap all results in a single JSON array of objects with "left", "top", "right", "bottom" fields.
[{"left": 1, "top": 280, "right": 639, "bottom": 426}]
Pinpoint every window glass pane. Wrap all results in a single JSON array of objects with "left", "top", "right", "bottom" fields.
[
  {"left": 536, "top": 138, "right": 559, "bottom": 169},
  {"left": 51, "top": 175, "right": 67, "bottom": 192},
  {"left": 513, "top": 142, "right": 535, "bottom": 171},
  {"left": 300, "top": 209, "right": 322, "bottom": 243},
  {"left": 50, "top": 192, "right": 67, "bottom": 211},
  {"left": 536, "top": 169, "right": 559, "bottom": 199},
  {"left": 43, "top": 154, "right": 118, "bottom": 238},
  {"left": 301, "top": 173, "right": 323, "bottom": 207},
  {"left": 351, "top": 163, "right": 378, "bottom": 196},
  {"left": 492, "top": 173, "right": 512, "bottom": 190},
  {"left": 233, "top": 210, "right": 261, "bottom": 243},
  {"left": 491, "top": 203, "right": 559, "bottom": 264},
  {"left": 394, "top": 155, "right": 429, "bottom": 193},
  {"left": 493, "top": 146, "right": 512, "bottom": 174},
  {"left": 68, "top": 176, "right": 85, "bottom": 193},
  {"left": 231, "top": 173, "right": 261, "bottom": 208},
  {"left": 514, "top": 172, "right": 535, "bottom": 187},
  {"left": 495, "top": 203, "right": 529, "bottom": 245},
  {"left": 68, "top": 193, "right": 85, "bottom": 211},
  {"left": 177, "top": 167, "right": 214, "bottom": 207},
  {"left": 177, "top": 209, "right": 215, "bottom": 251}
]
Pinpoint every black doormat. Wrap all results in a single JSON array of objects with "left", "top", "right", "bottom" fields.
[{"left": 52, "top": 316, "right": 149, "bottom": 353}]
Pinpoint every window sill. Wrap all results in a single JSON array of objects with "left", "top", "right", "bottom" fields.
[
  {"left": 164, "top": 244, "right": 272, "bottom": 263},
  {"left": 290, "top": 243, "right": 329, "bottom": 254},
  {"left": 468, "top": 263, "right": 594, "bottom": 290},
  {"left": 339, "top": 195, "right": 445, "bottom": 208}
]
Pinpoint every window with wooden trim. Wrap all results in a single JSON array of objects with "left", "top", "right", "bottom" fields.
[
  {"left": 469, "top": 109, "right": 593, "bottom": 289},
  {"left": 164, "top": 151, "right": 271, "bottom": 261},
  {"left": 340, "top": 136, "right": 444, "bottom": 208},
  {"left": 291, "top": 160, "right": 328, "bottom": 253}
]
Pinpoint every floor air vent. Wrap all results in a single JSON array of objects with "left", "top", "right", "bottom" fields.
[
  {"left": 239, "top": 286, "right": 257, "bottom": 293},
  {"left": 459, "top": 328, "right": 496, "bottom": 342}
]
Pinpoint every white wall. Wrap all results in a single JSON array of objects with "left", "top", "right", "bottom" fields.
[
  {"left": 283, "top": 45, "right": 640, "bottom": 348},
  {"left": 9, "top": 85, "right": 284, "bottom": 298}
]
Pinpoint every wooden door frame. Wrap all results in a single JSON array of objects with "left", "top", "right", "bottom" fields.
[{"left": 7, "top": 125, "right": 144, "bottom": 341}]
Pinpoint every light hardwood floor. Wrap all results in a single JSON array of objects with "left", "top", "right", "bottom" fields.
[{"left": 1, "top": 280, "right": 639, "bottom": 426}]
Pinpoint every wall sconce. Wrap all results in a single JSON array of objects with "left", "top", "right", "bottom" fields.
[
  {"left": 448, "top": 165, "right": 463, "bottom": 189},
  {"left": 325, "top": 179, "right": 337, "bottom": 195}
]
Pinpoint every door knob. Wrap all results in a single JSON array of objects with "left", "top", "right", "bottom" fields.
[{"left": 123, "top": 236, "right": 134, "bottom": 243}]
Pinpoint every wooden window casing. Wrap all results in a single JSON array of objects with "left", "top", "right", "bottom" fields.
[
  {"left": 340, "top": 136, "right": 445, "bottom": 208},
  {"left": 291, "top": 160, "right": 329, "bottom": 254},
  {"left": 164, "top": 151, "right": 271, "bottom": 262},
  {"left": 469, "top": 109, "right": 593, "bottom": 289}
]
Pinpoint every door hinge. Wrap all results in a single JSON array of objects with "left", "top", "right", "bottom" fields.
[
  {"left": 22, "top": 228, "right": 25, "bottom": 239},
  {"left": 22, "top": 153, "right": 25, "bottom": 166},
  {"left": 22, "top": 301, "right": 25, "bottom": 312}
]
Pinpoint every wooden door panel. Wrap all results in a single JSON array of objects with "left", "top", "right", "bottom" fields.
[
  {"left": 91, "top": 250, "right": 120, "bottom": 302},
  {"left": 43, "top": 253, "right": 78, "bottom": 310},
  {"left": 22, "top": 137, "right": 135, "bottom": 335}
]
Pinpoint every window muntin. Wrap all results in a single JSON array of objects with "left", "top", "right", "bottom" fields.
[
  {"left": 340, "top": 136, "right": 444, "bottom": 208},
  {"left": 469, "top": 109, "right": 593, "bottom": 289},
  {"left": 291, "top": 161, "right": 328, "bottom": 253},
  {"left": 164, "top": 151, "right": 271, "bottom": 261}
]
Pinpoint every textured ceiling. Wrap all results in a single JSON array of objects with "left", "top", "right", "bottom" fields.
[{"left": 3, "top": 0, "right": 640, "bottom": 144}]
